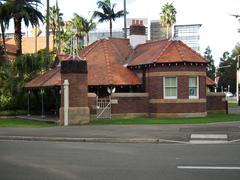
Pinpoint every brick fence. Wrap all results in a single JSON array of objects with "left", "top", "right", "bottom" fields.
[
  {"left": 88, "top": 92, "right": 227, "bottom": 118},
  {"left": 207, "top": 93, "right": 228, "bottom": 114},
  {"left": 111, "top": 93, "right": 149, "bottom": 117}
]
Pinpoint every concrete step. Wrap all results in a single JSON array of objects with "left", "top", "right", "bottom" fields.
[{"left": 189, "top": 134, "right": 228, "bottom": 144}]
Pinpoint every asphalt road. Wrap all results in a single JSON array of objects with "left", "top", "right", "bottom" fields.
[{"left": 0, "top": 141, "right": 240, "bottom": 180}]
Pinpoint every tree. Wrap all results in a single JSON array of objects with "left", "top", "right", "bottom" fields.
[
  {"left": 49, "top": 4, "right": 63, "bottom": 51},
  {"left": 0, "top": 1, "right": 10, "bottom": 54},
  {"left": 93, "top": 0, "right": 125, "bottom": 37},
  {"left": 218, "top": 51, "right": 236, "bottom": 93},
  {"left": 204, "top": 46, "right": 216, "bottom": 80},
  {"left": 5, "top": 0, "right": 44, "bottom": 56},
  {"left": 160, "top": 3, "right": 177, "bottom": 39},
  {"left": 69, "top": 13, "right": 85, "bottom": 49},
  {"left": 232, "top": 42, "right": 240, "bottom": 57},
  {"left": 82, "top": 17, "right": 96, "bottom": 46},
  {"left": 70, "top": 14, "right": 96, "bottom": 47}
]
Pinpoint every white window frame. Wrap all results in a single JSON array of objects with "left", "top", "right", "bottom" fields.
[
  {"left": 189, "top": 76, "right": 199, "bottom": 99},
  {"left": 164, "top": 76, "right": 178, "bottom": 99}
]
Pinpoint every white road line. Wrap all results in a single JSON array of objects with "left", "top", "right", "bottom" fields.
[
  {"left": 177, "top": 166, "right": 240, "bottom": 170},
  {"left": 190, "top": 134, "right": 228, "bottom": 139},
  {"left": 189, "top": 140, "right": 228, "bottom": 144}
]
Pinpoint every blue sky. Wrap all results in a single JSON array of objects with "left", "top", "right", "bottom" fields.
[{"left": 7, "top": 0, "right": 240, "bottom": 64}]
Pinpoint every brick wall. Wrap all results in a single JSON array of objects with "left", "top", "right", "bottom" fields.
[
  {"left": 88, "top": 93, "right": 149, "bottom": 117},
  {"left": 207, "top": 93, "right": 227, "bottom": 114},
  {"left": 144, "top": 64, "right": 207, "bottom": 117},
  {"left": 111, "top": 93, "right": 149, "bottom": 117}
]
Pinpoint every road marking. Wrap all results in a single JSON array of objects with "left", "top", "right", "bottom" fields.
[
  {"left": 189, "top": 134, "right": 228, "bottom": 144},
  {"left": 177, "top": 166, "right": 240, "bottom": 170},
  {"left": 189, "top": 140, "right": 228, "bottom": 144},
  {"left": 190, "top": 134, "right": 228, "bottom": 139}
]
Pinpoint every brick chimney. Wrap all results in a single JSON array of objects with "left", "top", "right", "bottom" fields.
[
  {"left": 59, "top": 58, "right": 90, "bottom": 125},
  {"left": 129, "top": 20, "right": 147, "bottom": 48}
]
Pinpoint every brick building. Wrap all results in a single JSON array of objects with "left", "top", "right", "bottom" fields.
[{"left": 25, "top": 24, "right": 226, "bottom": 122}]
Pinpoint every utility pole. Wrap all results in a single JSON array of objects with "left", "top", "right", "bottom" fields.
[
  {"left": 46, "top": 0, "right": 50, "bottom": 57},
  {"left": 56, "top": 0, "right": 61, "bottom": 54},
  {"left": 237, "top": 55, "right": 240, "bottom": 105},
  {"left": 124, "top": 0, "right": 127, "bottom": 38},
  {"left": 35, "top": 1, "right": 38, "bottom": 53}
]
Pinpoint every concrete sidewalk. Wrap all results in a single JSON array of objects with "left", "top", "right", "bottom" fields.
[{"left": 1, "top": 122, "right": 240, "bottom": 143}]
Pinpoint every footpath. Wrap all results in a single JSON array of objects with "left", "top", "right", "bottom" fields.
[{"left": 1, "top": 121, "right": 240, "bottom": 144}]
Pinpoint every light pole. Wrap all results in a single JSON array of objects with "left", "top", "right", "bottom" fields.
[{"left": 124, "top": 0, "right": 127, "bottom": 38}]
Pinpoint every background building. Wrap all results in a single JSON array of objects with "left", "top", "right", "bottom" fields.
[
  {"left": 87, "top": 31, "right": 124, "bottom": 46},
  {"left": 150, "top": 20, "right": 171, "bottom": 41},
  {"left": 87, "top": 18, "right": 148, "bottom": 46},
  {"left": 173, "top": 24, "right": 202, "bottom": 52}
]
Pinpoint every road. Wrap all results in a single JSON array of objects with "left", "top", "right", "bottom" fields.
[{"left": 0, "top": 141, "right": 240, "bottom": 180}]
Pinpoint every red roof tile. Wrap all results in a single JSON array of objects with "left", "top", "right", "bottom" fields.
[
  {"left": 206, "top": 76, "right": 215, "bottom": 86},
  {"left": 129, "top": 40, "right": 208, "bottom": 66},
  {"left": 25, "top": 68, "right": 60, "bottom": 88},
  {"left": 26, "top": 38, "right": 141, "bottom": 88},
  {"left": 26, "top": 39, "right": 208, "bottom": 88}
]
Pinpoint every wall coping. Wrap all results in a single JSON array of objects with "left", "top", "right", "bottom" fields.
[
  {"left": 207, "top": 92, "right": 225, "bottom": 97},
  {"left": 149, "top": 98, "right": 206, "bottom": 104},
  {"left": 112, "top": 93, "right": 149, "bottom": 98},
  {"left": 88, "top": 93, "right": 97, "bottom": 97}
]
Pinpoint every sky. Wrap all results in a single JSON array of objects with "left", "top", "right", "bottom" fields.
[{"left": 8, "top": 0, "right": 240, "bottom": 65}]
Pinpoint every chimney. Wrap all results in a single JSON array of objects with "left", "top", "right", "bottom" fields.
[{"left": 129, "top": 23, "right": 147, "bottom": 48}]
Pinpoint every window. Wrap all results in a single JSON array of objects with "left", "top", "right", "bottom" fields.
[
  {"left": 189, "top": 76, "right": 199, "bottom": 98},
  {"left": 164, "top": 77, "right": 177, "bottom": 99}
]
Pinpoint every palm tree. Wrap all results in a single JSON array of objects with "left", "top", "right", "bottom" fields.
[
  {"left": 160, "top": 3, "right": 177, "bottom": 39},
  {"left": 70, "top": 13, "right": 85, "bottom": 49},
  {"left": 5, "top": 0, "right": 44, "bottom": 56},
  {"left": 49, "top": 4, "right": 63, "bottom": 50},
  {"left": 0, "top": 1, "right": 10, "bottom": 53},
  {"left": 82, "top": 17, "right": 96, "bottom": 46},
  {"left": 93, "top": 0, "right": 125, "bottom": 38}
]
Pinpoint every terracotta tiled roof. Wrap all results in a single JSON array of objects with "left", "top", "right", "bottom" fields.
[
  {"left": 206, "top": 76, "right": 215, "bottom": 86},
  {"left": 128, "top": 40, "right": 208, "bottom": 66},
  {"left": 79, "top": 39, "right": 139, "bottom": 86},
  {"left": 26, "top": 38, "right": 141, "bottom": 88},
  {"left": 26, "top": 38, "right": 209, "bottom": 88},
  {"left": 5, "top": 36, "right": 54, "bottom": 55},
  {"left": 25, "top": 68, "right": 61, "bottom": 88}
]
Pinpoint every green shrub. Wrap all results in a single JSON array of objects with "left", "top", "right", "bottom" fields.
[
  {"left": 0, "top": 94, "right": 13, "bottom": 110},
  {"left": 0, "top": 110, "right": 27, "bottom": 116}
]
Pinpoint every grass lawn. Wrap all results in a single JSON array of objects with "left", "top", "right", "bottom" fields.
[
  {"left": 91, "top": 114, "right": 240, "bottom": 125},
  {"left": 0, "top": 118, "right": 57, "bottom": 128}
]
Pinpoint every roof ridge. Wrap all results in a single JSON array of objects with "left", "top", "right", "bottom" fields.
[
  {"left": 137, "top": 39, "right": 169, "bottom": 48},
  {"left": 155, "top": 41, "right": 174, "bottom": 63},
  {"left": 108, "top": 39, "right": 126, "bottom": 63},
  {"left": 175, "top": 41, "right": 185, "bottom": 61},
  {"left": 103, "top": 40, "right": 113, "bottom": 85},
  {"left": 81, "top": 40, "right": 101, "bottom": 58},
  {"left": 177, "top": 40, "right": 208, "bottom": 62}
]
